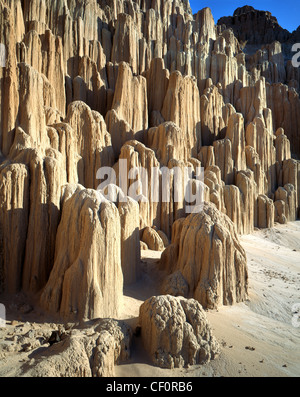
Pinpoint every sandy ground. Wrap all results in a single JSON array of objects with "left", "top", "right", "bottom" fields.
[{"left": 0, "top": 222, "right": 299, "bottom": 377}]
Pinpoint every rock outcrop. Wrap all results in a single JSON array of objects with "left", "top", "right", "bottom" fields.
[
  {"left": 141, "top": 226, "right": 165, "bottom": 252},
  {"left": 106, "top": 62, "right": 148, "bottom": 156},
  {"left": 160, "top": 203, "right": 248, "bottom": 309},
  {"left": 19, "top": 319, "right": 132, "bottom": 377},
  {"left": 100, "top": 184, "right": 141, "bottom": 285},
  {"left": 218, "top": 7, "right": 290, "bottom": 46},
  {"left": 40, "top": 185, "right": 123, "bottom": 321},
  {"left": 139, "top": 295, "right": 220, "bottom": 369}
]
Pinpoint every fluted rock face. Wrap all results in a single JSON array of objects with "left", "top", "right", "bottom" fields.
[
  {"left": 111, "top": 13, "right": 140, "bottom": 75},
  {"left": 116, "top": 138, "right": 203, "bottom": 239},
  {"left": 160, "top": 203, "right": 248, "bottom": 309},
  {"left": 147, "top": 122, "right": 188, "bottom": 165},
  {"left": 18, "top": 28, "right": 66, "bottom": 116},
  {"left": 100, "top": 184, "right": 141, "bottom": 285},
  {"left": 218, "top": 7, "right": 300, "bottom": 92},
  {"left": 117, "top": 140, "right": 162, "bottom": 231},
  {"left": 226, "top": 113, "right": 247, "bottom": 172},
  {"left": 106, "top": 62, "right": 148, "bottom": 155},
  {"left": 146, "top": 58, "right": 169, "bottom": 125},
  {"left": 275, "top": 184, "right": 297, "bottom": 223},
  {"left": 275, "top": 128, "right": 291, "bottom": 163},
  {"left": 21, "top": 151, "right": 67, "bottom": 294},
  {"left": 6, "top": 126, "right": 68, "bottom": 295},
  {"left": 139, "top": 295, "right": 220, "bottom": 369},
  {"left": 266, "top": 84, "right": 300, "bottom": 157},
  {"left": 118, "top": 197, "right": 141, "bottom": 285},
  {"left": 256, "top": 195, "right": 275, "bottom": 229},
  {"left": 200, "top": 81, "right": 235, "bottom": 146},
  {"left": 0, "top": 0, "right": 23, "bottom": 157},
  {"left": 17, "top": 62, "right": 48, "bottom": 147},
  {"left": 64, "top": 101, "right": 115, "bottom": 189},
  {"left": 161, "top": 71, "right": 201, "bottom": 158},
  {"left": 0, "top": 0, "right": 299, "bottom": 324},
  {"left": 40, "top": 185, "right": 123, "bottom": 321},
  {"left": 204, "top": 165, "right": 226, "bottom": 214},
  {"left": 0, "top": 163, "right": 29, "bottom": 294}
]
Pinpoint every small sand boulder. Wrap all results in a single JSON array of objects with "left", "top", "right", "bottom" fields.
[
  {"left": 139, "top": 295, "right": 220, "bottom": 369},
  {"left": 140, "top": 241, "right": 149, "bottom": 250},
  {"left": 141, "top": 227, "right": 165, "bottom": 251}
]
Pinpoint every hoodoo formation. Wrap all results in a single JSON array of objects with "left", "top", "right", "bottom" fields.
[{"left": 0, "top": 1, "right": 299, "bottom": 377}]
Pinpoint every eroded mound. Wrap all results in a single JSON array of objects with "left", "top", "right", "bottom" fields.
[{"left": 139, "top": 295, "right": 220, "bottom": 369}]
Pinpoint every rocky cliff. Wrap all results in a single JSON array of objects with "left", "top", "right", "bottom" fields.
[{"left": 0, "top": 0, "right": 299, "bottom": 332}]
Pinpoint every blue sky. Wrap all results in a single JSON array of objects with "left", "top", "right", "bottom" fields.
[{"left": 189, "top": 1, "right": 299, "bottom": 33}]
